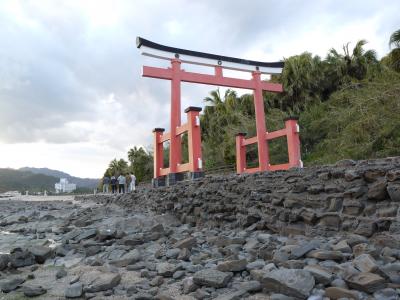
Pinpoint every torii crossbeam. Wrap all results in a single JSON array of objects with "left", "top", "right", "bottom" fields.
[{"left": 136, "top": 37, "right": 302, "bottom": 186}]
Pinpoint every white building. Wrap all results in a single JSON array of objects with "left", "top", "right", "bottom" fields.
[{"left": 55, "top": 178, "right": 76, "bottom": 193}]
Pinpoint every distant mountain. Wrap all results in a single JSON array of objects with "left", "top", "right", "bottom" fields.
[
  {"left": 0, "top": 168, "right": 59, "bottom": 193},
  {"left": 19, "top": 167, "right": 100, "bottom": 189}
]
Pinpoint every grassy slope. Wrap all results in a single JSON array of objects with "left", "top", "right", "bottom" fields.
[{"left": 300, "top": 70, "right": 400, "bottom": 165}]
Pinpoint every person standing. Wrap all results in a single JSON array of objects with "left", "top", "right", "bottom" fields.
[
  {"left": 129, "top": 173, "right": 136, "bottom": 192},
  {"left": 117, "top": 174, "right": 126, "bottom": 194},
  {"left": 102, "top": 175, "right": 110, "bottom": 193},
  {"left": 110, "top": 175, "right": 117, "bottom": 194}
]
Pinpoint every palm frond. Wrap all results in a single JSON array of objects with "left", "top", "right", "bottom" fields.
[{"left": 389, "top": 29, "right": 400, "bottom": 49}]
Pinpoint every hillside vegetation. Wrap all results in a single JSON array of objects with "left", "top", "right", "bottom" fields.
[
  {"left": 0, "top": 168, "right": 98, "bottom": 193},
  {"left": 105, "top": 29, "right": 400, "bottom": 180},
  {"left": 19, "top": 167, "right": 99, "bottom": 189},
  {"left": 0, "top": 168, "right": 58, "bottom": 193}
]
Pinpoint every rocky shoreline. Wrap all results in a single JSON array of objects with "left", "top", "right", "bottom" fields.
[{"left": 0, "top": 157, "right": 400, "bottom": 299}]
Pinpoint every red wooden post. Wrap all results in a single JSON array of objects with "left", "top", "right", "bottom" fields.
[
  {"left": 284, "top": 117, "right": 302, "bottom": 168},
  {"left": 252, "top": 71, "right": 270, "bottom": 171},
  {"left": 153, "top": 128, "right": 165, "bottom": 178},
  {"left": 236, "top": 133, "right": 247, "bottom": 174},
  {"left": 170, "top": 59, "right": 182, "bottom": 174},
  {"left": 185, "top": 107, "right": 203, "bottom": 172}
]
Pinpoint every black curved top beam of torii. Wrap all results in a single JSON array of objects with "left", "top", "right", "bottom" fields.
[{"left": 136, "top": 36, "right": 284, "bottom": 74}]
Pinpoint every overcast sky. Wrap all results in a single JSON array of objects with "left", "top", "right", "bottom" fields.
[{"left": 0, "top": 0, "right": 398, "bottom": 178}]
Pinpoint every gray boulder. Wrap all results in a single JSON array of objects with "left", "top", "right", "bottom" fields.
[
  {"left": 0, "top": 254, "right": 10, "bottom": 271},
  {"left": 22, "top": 285, "right": 46, "bottom": 297},
  {"left": 193, "top": 269, "right": 233, "bottom": 288},
  {"left": 174, "top": 237, "right": 197, "bottom": 249},
  {"left": 109, "top": 249, "right": 141, "bottom": 267},
  {"left": 261, "top": 269, "right": 315, "bottom": 299},
  {"left": 345, "top": 272, "right": 385, "bottom": 293},
  {"left": 81, "top": 270, "right": 121, "bottom": 292},
  {"left": 29, "top": 245, "right": 53, "bottom": 264},
  {"left": 0, "top": 277, "right": 25, "bottom": 293},
  {"left": 10, "top": 250, "right": 35, "bottom": 268},
  {"left": 65, "top": 282, "right": 83, "bottom": 298},
  {"left": 156, "top": 262, "right": 180, "bottom": 277},
  {"left": 216, "top": 259, "right": 247, "bottom": 272}
]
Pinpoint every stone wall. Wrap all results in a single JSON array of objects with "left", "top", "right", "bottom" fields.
[{"left": 80, "top": 157, "right": 400, "bottom": 238}]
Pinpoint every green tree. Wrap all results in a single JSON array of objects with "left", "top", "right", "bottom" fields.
[{"left": 127, "top": 146, "right": 153, "bottom": 182}]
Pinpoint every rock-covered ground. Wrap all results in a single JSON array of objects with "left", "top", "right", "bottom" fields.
[{"left": 1, "top": 158, "right": 400, "bottom": 299}]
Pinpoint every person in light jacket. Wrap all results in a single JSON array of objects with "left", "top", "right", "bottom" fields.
[
  {"left": 117, "top": 174, "right": 126, "bottom": 194},
  {"left": 129, "top": 173, "right": 136, "bottom": 192}
]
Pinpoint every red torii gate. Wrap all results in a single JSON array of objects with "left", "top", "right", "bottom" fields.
[{"left": 136, "top": 37, "right": 302, "bottom": 186}]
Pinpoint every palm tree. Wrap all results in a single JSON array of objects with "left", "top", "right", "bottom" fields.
[
  {"left": 116, "top": 159, "right": 128, "bottom": 174},
  {"left": 388, "top": 29, "right": 400, "bottom": 71},
  {"left": 204, "top": 89, "right": 223, "bottom": 106},
  {"left": 107, "top": 158, "right": 128, "bottom": 176},
  {"left": 281, "top": 52, "right": 323, "bottom": 112},
  {"left": 108, "top": 159, "right": 119, "bottom": 175},
  {"left": 343, "top": 40, "right": 377, "bottom": 79},
  {"left": 389, "top": 29, "right": 400, "bottom": 49}
]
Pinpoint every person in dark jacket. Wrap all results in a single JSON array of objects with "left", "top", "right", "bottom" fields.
[
  {"left": 102, "top": 176, "right": 110, "bottom": 193},
  {"left": 110, "top": 175, "right": 117, "bottom": 194}
]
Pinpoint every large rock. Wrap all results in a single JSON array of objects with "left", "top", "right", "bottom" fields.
[
  {"left": 81, "top": 270, "right": 121, "bottom": 292},
  {"left": 0, "top": 277, "right": 25, "bottom": 293},
  {"left": 121, "top": 233, "right": 146, "bottom": 246},
  {"left": 325, "top": 287, "right": 359, "bottom": 299},
  {"left": 246, "top": 259, "right": 265, "bottom": 271},
  {"left": 22, "top": 285, "right": 47, "bottom": 297},
  {"left": 109, "top": 249, "right": 141, "bottom": 267},
  {"left": 65, "top": 282, "right": 83, "bottom": 298},
  {"left": 216, "top": 259, "right": 247, "bottom": 272},
  {"left": 10, "top": 250, "right": 35, "bottom": 268},
  {"left": 304, "top": 265, "right": 333, "bottom": 285},
  {"left": 166, "top": 248, "right": 180, "bottom": 259},
  {"left": 345, "top": 272, "right": 385, "bottom": 293},
  {"left": 386, "top": 169, "right": 400, "bottom": 181},
  {"left": 97, "top": 228, "right": 116, "bottom": 241},
  {"left": 368, "top": 180, "right": 388, "bottom": 200},
  {"left": 380, "top": 263, "right": 400, "bottom": 284},
  {"left": 353, "top": 254, "right": 378, "bottom": 273},
  {"left": 182, "top": 277, "right": 198, "bottom": 294},
  {"left": 387, "top": 182, "right": 400, "bottom": 202},
  {"left": 233, "top": 280, "right": 262, "bottom": 292},
  {"left": 193, "top": 269, "right": 233, "bottom": 288},
  {"left": 156, "top": 262, "right": 180, "bottom": 277},
  {"left": 0, "top": 254, "right": 10, "bottom": 270},
  {"left": 346, "top": 234, "right": 368, "bottom": 248},
  {"left": 261, "top": 269, "right": 315, "bottom": 299},
  {"left": 354, "top": 221, "right": 377, "bottom": 237},
  {"left": 29, "top": 245, "right": 53, "bottom": 264},
  {"left": 306, "top": 250, "right": 344, "bottom": 261},
  {"left": 74, "top": 228, "right": 97, "bottom": 242},
  {"left": 332, "top": 240, "right": 352, "bottom": 253},
  {"left": 290, "top": 241, "right": 319, "bottom": 259},
  {"left": 352, "top": 242, "right": 378, "bottom": 257},
  {"left": 174, "top": 237, "right": 197, "bottom": 249}
]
